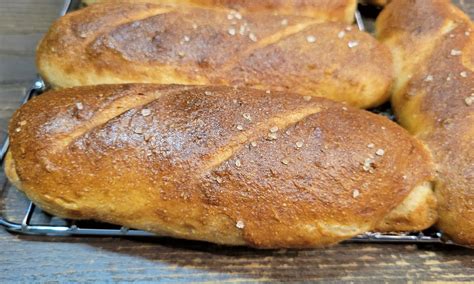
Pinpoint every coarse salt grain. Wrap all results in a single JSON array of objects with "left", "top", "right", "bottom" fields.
[
  {"left": 348, "top": 40, "right": 359, "bottom": 48},
  {"left": 465, "top": 96, "right": 473, "bottom": 106},
  {"left": 251, "top": 141, "right": 257, "bottom": 147},
  {"left": 376, "top": 149, "right": 385, "bottom": 156},
  {"left": 228, "top": 28, "right": 236, "bottom": 36},
  {"left": 239, "top": 25, "right": 246, "bottom": 35},
  {"left": 363, "top": 158, "right": 374, "bottom": 172},
  {"left": 243, "top": 113, "right": 252, "bottom": 121},
  {"left": 236, "top": 125, "right": 244, "bottom": 131},
  {"left": 424, "top": 75, "right": 433, "bottom": 82},
  {"left": 76, "top": 102, "right": 83, "bottom": 110},
  {"left": 183, "top": 36, "right": 190, "bottom": 42},
  {"left": 338, "top": 31, "right": 346, "bottom": 39},
  {"left": 270, "top": 126, "right": 279, "bottom": 133},
  {"left": 267, "top": 132, "right": 278, "bottom": 140},
  {"left": 367, "top": 143, "right": 374, "bottom": 148},
  {"left": 296, "top": 141, "right": 304, "bottom": 148},
  {"left": 281, "top": 19, "right": 288, "bottom": 26},
  {"left": 235, "top": 159, "right": 242, "bottom": 167},
  {"left": 306, "top": 35, "right": 316, "bottom": 43},
  {"left": 451, "top": 49, "right": 462, "bottom": 56},
  {"left": 281, "top": 159, "right": 289, "bottom": 165},
  {"left": 141, "top": 109, "right": 151, "bottom": 116},
  {"left": 236, "top": 220, "right": 245, "bottom": 229},
  {"left": 352, "top": 189, "right": 360, "bottom": 198},
  {"left": 19, "top": 120, "right": 27, "bottom": 126},
  {"left": 249, "top": 33, "right": 257, "bottom": 42},
  {"left": 460, "top": 71, "right": 468, "bottom": 78}
]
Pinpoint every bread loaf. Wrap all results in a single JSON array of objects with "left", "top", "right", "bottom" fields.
[
  {"left": 82, "top": 0, "right": 357, "bottom": 24},
  {"left": 6, "top": 84, "right": 436, "bottom": 248},
  {"left": 37, "top": 2, "right": 393, "bottom": 109},
  {"left": 376, "top": 0, "right": 474, "bottom": 245}
]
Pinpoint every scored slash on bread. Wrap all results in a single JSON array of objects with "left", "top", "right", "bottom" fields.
[
  {"left": 6, "top": 85, "right": 436, "bottom": 248},
  {"left": 36, "top": 2, "right": 393, "bottom": 109}
]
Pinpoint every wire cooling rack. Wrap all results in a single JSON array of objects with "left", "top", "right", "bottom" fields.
[{"left": 0, "top": 0, "right": 458, "bottom": 246}]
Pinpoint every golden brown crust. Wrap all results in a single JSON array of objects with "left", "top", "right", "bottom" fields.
[
  {"left": 375, "top": 181, "right": 437, "bottom": 232},
  {"left": 7, "top": 84, "right": 434, "bottom": 248},
  {"left": 376, "top": 0, "right": 474, "bottom": 245},
  {"left": 82, "top": 0, "right": 357, "bottom": 24},
  {"left": 37, "top": 2, "right": 393, "bottom": 109}
]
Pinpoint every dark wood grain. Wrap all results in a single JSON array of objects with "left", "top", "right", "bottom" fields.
[{"left": 0, "top": 0, "right": 473, "bottom": 282}]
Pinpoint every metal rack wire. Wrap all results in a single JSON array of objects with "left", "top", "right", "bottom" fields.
[{"left": 0, "top": 0, "right": 458, "bottom": 246}]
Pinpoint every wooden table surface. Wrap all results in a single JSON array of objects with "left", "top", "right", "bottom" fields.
[{"left": 1, "top": 1, "right": 473, "bottom": 282}]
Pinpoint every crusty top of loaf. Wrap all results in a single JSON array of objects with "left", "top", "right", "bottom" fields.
[
  {"left": 83, "top": 0, "right": 357, "bottom": 24},
  {"left": 376, "top": 0, "right": 474, "bottom": 245},
  {"left": 8, "top": 84, "right": 433, "bottom": 247},
  {"left": 36, "top": 2, "right": 393, "bottom": 109}
]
